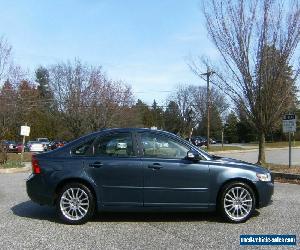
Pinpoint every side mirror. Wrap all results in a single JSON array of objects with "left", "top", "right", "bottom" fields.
[{"left": 186, "top": 150, "right": 201, "bottom": 162}]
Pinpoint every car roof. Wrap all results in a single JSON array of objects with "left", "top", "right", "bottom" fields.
[
  {"left": 95, "top": 128, "right": 177, "bottom": 136},
  {"left": 70, "top": 128, "right": 179, "bottom": 145}
]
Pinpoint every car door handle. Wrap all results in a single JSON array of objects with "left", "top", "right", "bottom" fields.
[
  {"left": 148, "top": 163, "right": 163, "bottom": 170},
  {"left": 89, "top": 162, "right": 103, "bottom": 168}
]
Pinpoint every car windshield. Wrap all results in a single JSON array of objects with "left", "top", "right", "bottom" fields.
[{"left": 38, "top": 139, "right": 49, "bottom": 142}]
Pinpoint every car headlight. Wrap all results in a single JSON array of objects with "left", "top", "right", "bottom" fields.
[{"left": 256, "top": 173, "right": 271, "bottom": 182}]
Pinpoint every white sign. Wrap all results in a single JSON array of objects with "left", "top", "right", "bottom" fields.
[
  {"left": 282, "top": 114, "right": 296, "bottom": 133},
  {"left": 20, "top": 126, "right": 30, "bottom": 136}
]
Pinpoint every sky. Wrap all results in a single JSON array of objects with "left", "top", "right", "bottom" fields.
[{"left": 0, "top": 0, "right": 218, "bottom": 104}]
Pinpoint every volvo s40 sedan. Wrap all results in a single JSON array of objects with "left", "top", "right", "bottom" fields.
[{"left": 26, "top": 128, "right": 273, "bottom": 224}]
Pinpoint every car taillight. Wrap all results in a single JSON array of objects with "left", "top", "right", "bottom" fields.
[{"left": 32, "top": 155, "right": 41, "bottom": 174}]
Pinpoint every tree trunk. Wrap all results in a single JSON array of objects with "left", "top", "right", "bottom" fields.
[{"left": 257, "top": 132, "right": 266, "bottom": 165}]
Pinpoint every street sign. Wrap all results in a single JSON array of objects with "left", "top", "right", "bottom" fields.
[
  {"left": 20, "top": 126, "right": 30, "bottom": 136},
  {"left": 282, "top": 114, "right": 296, "bottom": 133}
]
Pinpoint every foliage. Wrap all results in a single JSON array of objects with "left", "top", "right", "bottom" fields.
[{"left": 198, "top": 0, "right": 300, "bottom": 164}]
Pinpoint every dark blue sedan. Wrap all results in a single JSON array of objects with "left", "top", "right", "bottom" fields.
[{"left": 26, "top": 128, "right": 273, "bottom": 224}]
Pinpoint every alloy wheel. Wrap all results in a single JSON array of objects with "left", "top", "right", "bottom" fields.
[
  {"left": 223, "top": 186, "right": 253, "bottom": 221},
  {"left": 59, "top": 187, "right": 90, "bottom": 221}
]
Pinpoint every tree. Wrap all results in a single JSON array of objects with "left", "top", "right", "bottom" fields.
[
  {"left": 48, "top": 59, "right": 134, "bottom": 139},
  {"left": 133, "top": 99, "right": 152, "bottom": 127},
  {"left": 164, "top": 101, "right": 182, "bottom": 134},
  {"left": 194, "top": 0, "right": 300, "bottom": 164},
  {"left": 0, "top": 36, "right": 12, "bottom": 84},
  {"left": 0, "top": 80, "right": 17, "bottom": 139},
  {"left": 150, "top": 100, "right": 164, "bottom": 129},
  {"left": 224, "top": 112, "right": 239, "bottom": 143},
  {"left": 168, "top": 85, "right": 196, "bottom": 136},
  {"left": 167, "top": 84, "right": 228, "bottom": 137}
]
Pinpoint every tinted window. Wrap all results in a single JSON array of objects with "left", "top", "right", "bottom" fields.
[
  {"left": 94, "top": 132, "right": 134, "bottom": 157},
  {"left": 140, "top": 132, "right": 189, "bottom": 159},
  {"left": 72, "top": 138, "right": 95, "bottom": 156}
]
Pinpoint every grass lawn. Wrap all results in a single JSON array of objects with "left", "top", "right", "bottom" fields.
[
  {"left": 0, "top": 160, "right": 25, "bottom": 169},
  {"left": 247, "top": 141, "right": 300, "bottom": 148},
  {"left": 7, "top": 152, "right": 33, "bottom": 162},
  {"left": 262, "top": 163, "right": 300, "bottom": 174},
  {"left": 0, "top": 152, "right": 32, "bottom": 169},
  {"left": 207, "top": 146, "right": 245, "bottom": 152}
]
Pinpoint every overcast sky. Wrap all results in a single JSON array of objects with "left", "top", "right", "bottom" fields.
[{"left": 0, "top": 0, "right": 219, "bottom": 104}]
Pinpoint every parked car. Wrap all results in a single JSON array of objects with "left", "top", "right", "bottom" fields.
[
  {"left": 36, "top": 138, "right": 50, "bottom": 151},
  {"left": 28, "top": 141, "right": 45, "bottom": 152},
  {"left": 16, "top": 143, "right": 24, "bottom": 153},
  {"left": 187, "top": 136, "right": 206, "bottom": 147},
  {"left": 1, "top": 140, "right": 18, "bottom": 153},
  {"left": 26, "top": 128, "right": 273, "bottom": 224},
  {"left": 48, "top": 140, "right": 65, "bottom": 150}
]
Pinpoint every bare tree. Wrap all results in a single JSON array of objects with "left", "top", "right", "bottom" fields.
[
  {"left": 0, "top": 36, "right": 12, "bottom": 84},
  {"left": 49, "top": 59, "right": 134, "bottom": 138},
  {"left": 191, "top": 0, "right": 300, "bottom": 164},
  {"left": 168, "top": 84, "right": 228, "bottom": 136}
]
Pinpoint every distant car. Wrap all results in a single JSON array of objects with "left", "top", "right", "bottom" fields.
[
  {"left": 29, "top": 141, "right": 45, "bottom": 152},
  {"left": 2, "top": 140, "right": 18, "bottom": 153},
  {"left": 16, "top": 143, "right": 24, "bottom": 153},
  {"left": 187, "top": 136, "right": 206, "bottom": 147},
  {"left": 48, "top": 141, "right": 65, "bottom": 150},
  {"left": 27, "top": 128, "right": 273, "bottom": 224},
  {"left": 210, "top": 138, "right": 217, "bottom": 144},
  {"left": 36, "top": 138, "right": 50, "bottom": 151}
]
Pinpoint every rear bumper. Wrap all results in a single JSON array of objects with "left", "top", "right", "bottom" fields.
[
  {"left": 256, "top": 181, "right": 274, "bottom": 208},
  {"left": 26, "top": 174, "right": 54, "bottom": 206}
]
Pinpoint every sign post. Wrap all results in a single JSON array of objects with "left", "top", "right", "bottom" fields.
[
  {"left": 20, "top": 124, "right": 30, "bottom": 163},
  {"left": 282, "top": 114, "right": 296, "bottom": 168}
]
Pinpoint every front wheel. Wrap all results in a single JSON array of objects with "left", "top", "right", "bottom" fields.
[
  {"left": 57, "top": 183, "right": 95, "bottom": 224},
  {"left": 219, "top": 182, "right": 256, "bottom": 223}
]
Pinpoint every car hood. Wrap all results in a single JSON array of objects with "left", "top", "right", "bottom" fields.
[{"left": 210, "top": 156, "right": 269, "bottom": 174}]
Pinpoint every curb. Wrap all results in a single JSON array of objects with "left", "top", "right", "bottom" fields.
[
  {"left": 271, "top": 172, "right": 300, "bottom": 181},
  {"left": 0, "top": 166, "right": 31, "bottom": 174},
  {"left": 0, "top": 162, "right": 31, "bottom": 174}
]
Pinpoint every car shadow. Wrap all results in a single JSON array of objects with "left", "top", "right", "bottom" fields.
[
  {"left": 92, "top": 211, "right": 224, "bottom": 223},
  {"left": 92, "top": 210, "right": 260, "bottom": 223},
  {"left": 11, "top": 200, "right": 58, "bottom": 223},
  {"left": 11, "top": 201, "right": 260, "bottom": 224}
]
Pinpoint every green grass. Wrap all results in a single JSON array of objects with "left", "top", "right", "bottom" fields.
[
  {"left": 247, "top": 141, "right": 300, "bottom": 148},
  {"left": 207, "top": 146, "right": 245, "bottom": 152},
  {"left": 0, "top": 160, "right": 25, "bottom": 169},
  {"left": 7, "top": 152, "right": 32, "bottom": 162},
  {"left": 0, "top": 152, "right": 32, "bottom": 169}
]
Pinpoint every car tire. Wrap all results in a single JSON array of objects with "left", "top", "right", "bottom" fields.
[
  {"left": 219, "top": 181, "right": 256, "bottom": 223},
  {"left": 57, "top": 183, "right": 95, "bottom": 224}
]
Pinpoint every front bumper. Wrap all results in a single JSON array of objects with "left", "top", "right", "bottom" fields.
[{"left": 256, "top": 181, "right": 274, "bottom": 208}]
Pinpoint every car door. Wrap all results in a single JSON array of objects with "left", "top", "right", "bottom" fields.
[
  {"left": 83, "top": 131, "right": 143, "bottom": 207},
  {"left": 138, "top": 131, "right": 210, "bottom": 207}
]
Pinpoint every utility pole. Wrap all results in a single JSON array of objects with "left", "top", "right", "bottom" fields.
[{"left": 201, "top": 67, "right": 215, "bottom": 151}]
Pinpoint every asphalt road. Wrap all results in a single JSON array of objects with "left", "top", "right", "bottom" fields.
[
  {"left": 216, "top": 148, "right": 300, "bottom": 165},
  {"left": 0, "top": 172, "right": 299, "bottom": 250}
]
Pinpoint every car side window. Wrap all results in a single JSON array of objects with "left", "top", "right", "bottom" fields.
[
  {"left": 72, "top": 138, "right": 95, "bottom": 156},
  {"left": 94, "top": 132, "right": 134, "bottom": 157},
  {"left": 140, "top": 132, "right": 189, "bottom": 159}
]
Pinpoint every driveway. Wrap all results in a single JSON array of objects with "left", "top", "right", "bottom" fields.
[
  {"left": 0, "top": 172, "right": 299, "bottom": 249},
  {"left": 216, "top": 148, "right": 300, "bottom": 165}
]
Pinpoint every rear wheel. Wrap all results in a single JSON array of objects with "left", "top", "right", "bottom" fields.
[
  {"left": 57, "top": 183, "right": 95, "bottom": 224},
  {"left": 219, "top": 182, "right": 256, "bottom": 223}
]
